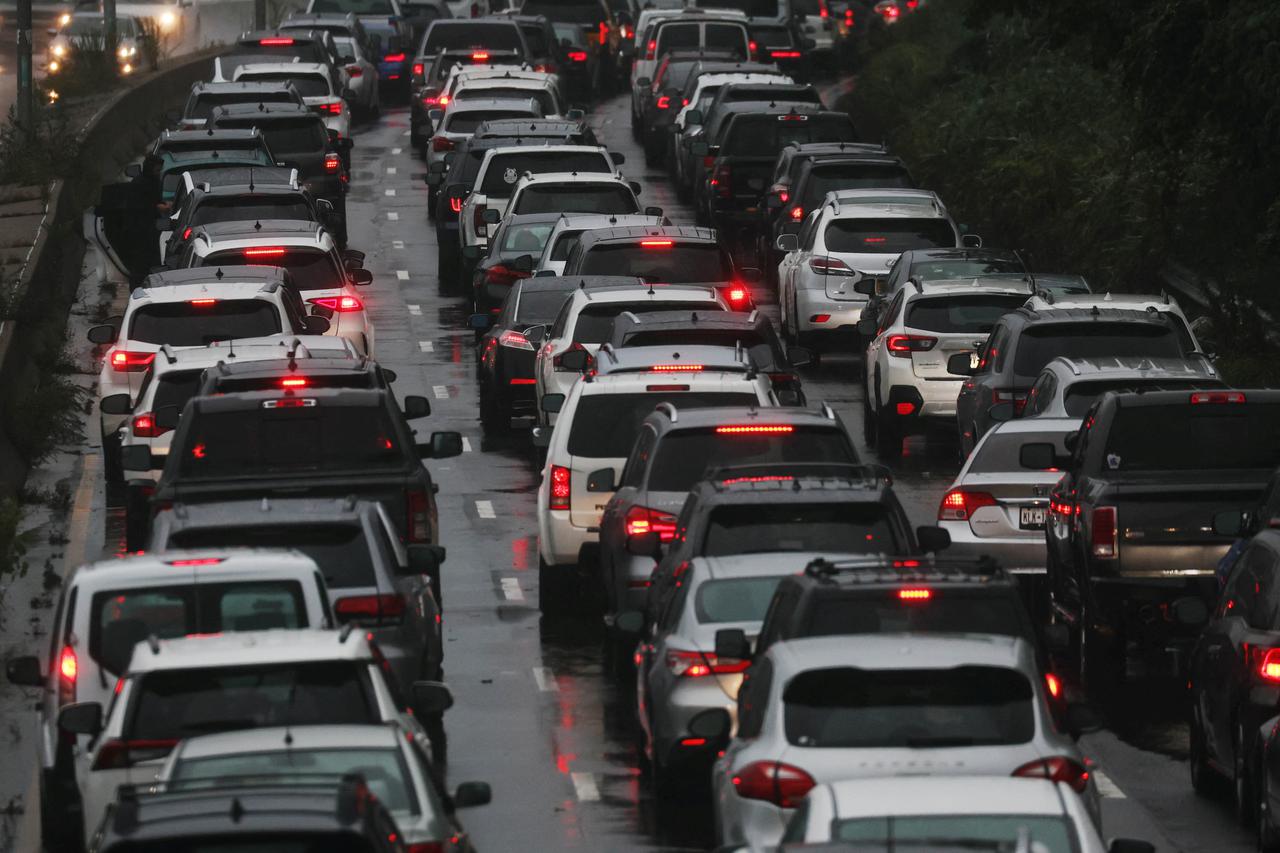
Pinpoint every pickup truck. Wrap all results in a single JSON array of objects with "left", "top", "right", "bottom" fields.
[
  {"left": 1034, "top": 388, "right": 1280, "bottom": 691},
  {"left": 120, "top": 387, "right": 461, "bottom": 552}
]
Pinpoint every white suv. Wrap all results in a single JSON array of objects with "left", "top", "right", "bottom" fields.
[
  {"left": 535, "top": 346, "right": 776, "bottom": 609},
  {"left": 532, "top": 282, "right": 727, "bottom": 428},
  {"left": 502, "top": 170, "right": 646, "bottom": 230},
  {"left": 775, "top": 188, "right": 968, "bottom": 353},
  {"left": 862, "top": 279, "right": 1031, "bottom": 459}
]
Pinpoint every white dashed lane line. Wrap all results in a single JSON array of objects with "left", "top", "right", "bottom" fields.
[
  {"left": 418, "top": 340, "right": 433, "bottom": 352},
  {"left": 432, "top": 385, "right": 449, "bottom": 399},
  {"left": 532, "top": 666, "right": 558, "bottom": 692},
  {"left": 397, "top": 270, "right": 409, "bottom": 280},
  {"left": 476, "top": 500, "right": 496, "bottom": 519},
  {"left": 571, "top": 772, "right": 600, "bottom": 802},
  {"left": 392, "top": 147, "right": 402, "bottom": 154},
  {"left": 387, "top": 211, "right": 399, "bottom": 220},
  {"left": 1092, "top": 770, "right": 1126, "bottom": 799},
  {"left": 385, "top": 189, "right": 396, "bottom": 196},
  {"left": 393, "top": 240, "right": 405, "bottom": 249},
  {"left": 387, "top": 166, "right": 397, "bottom": 174},
  {"left": 407, "top": 304, "right": 421, "bottom": 315},
  {"left": 500, "top": 576, "right": 522, "bottom": 600},
  {"left": 461, "top": 436, "right": 472, "bottom": 452}
]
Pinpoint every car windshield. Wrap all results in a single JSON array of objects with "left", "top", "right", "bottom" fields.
[
  {"left": 191, "top": 198, "right": 313, "bottom": 226},
  {"left": 170, "top": 747, "right": 416, "bottom": 814},
  {"left": 238, "top": 72, "right": 332, "bottom": 98},
  {"left": 1061, "top": 378, "right": 1219, "bottom": 418},
  {"left": 806, "top": 591, "right": 1029, "bottom": 639},
  {"left": 176, "top": 405, "right": 408, "bottom": 477},
  {"left": 481, "top": 151, "right": 610, "bottom": 196},
  {"left": 1011, "top": 323, "right": 1185, "bottom": 378},
  {"left": 89, "top": 582, "right": 309, "bottom": 676},
  {"left": 797, "top": 163, "right": 914, "bottom": 208},
  {"left": 909, "top": 256, "right": 1025, "bottom": 282},
  {"left": 567, "top": 392, "right": 759, "bottom": 458},
  {"left": 424, "top": 23, "right": 524, "bottom": 52},
  {"left": 311, "top": 0, "right": 396, "bottom": 13},
  {"left": 968, "top": 430, "right": 1073, "bottom": 474},
  {"left": 445, "top": 110, "right": 538, "bottom": 134},
  {"left": 189, "top": 92, "right": 298, "bottom": 121},
  {"left": 127, "top": 661, "right": 376, "bottom": 739},
  {"left": 905, "top": 294, "right": 1028, "bottom": 334},
  {"left": 203, "top": 250, "right": 343, "bottom": 292},
  {"left": 522, "top": 0, "right": 604, "bottom": 24},
  {"left": 498, "top": 222, "right": 555, "bottom": 256},
  {"left": 577, "top": 244, "right": 729, "bottom": 282},
  {"left": 782, "top": 665, "right": 1035, "bottom": 748},
  {"left": 721, "top": 115, "right": 856, "bottom": 156},
  {"left": 169, "top": 524, "right": 378, "bottom": 589},
  {"left": 694, "top": 576, "right": 785, "bottom": 623},
  {"left": 129, "top": 301, "right": 282, "bottom": 346},
  {"left": 833, "top": 816, "right": 1073, "bottom": 853},
  {"left": 1104, "top": 402, "right": 1280, "bottom": 471},
  {"left": 571, "top": 302, "right": 722, "bottom": 344},
  {"left": 96, "top": 838, "right": 379, "bottom": 853},
  {"left": 703, "top": 503, "right": 899, "bottom": 556},
  {"left": 513, "top": 184, "right": 638, "bottom": 215},
  {"left": 823, "top": 217, "right": 955, "bottom": 254},
  {"left": 647, "top": 426, "right": 855, "bottom": 491}
]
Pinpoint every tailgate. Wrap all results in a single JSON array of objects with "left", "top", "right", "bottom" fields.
[
  {"left": 963, "top": 474, "right": 1056, "bottom": 537},
  {"left": 727, "top": 157, "right": 775, "bottom": 203},
  {"left": 569, "top": 458, "right": 623, "bottom": 529},
  {"left": 912, "top": 332, "right": 987, "bottom": 380},
  {"left": 1112, "top": 480, "right": 1266, "bottom": 577}
]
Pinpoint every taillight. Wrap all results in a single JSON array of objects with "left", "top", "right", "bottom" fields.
[
  {"left": 406, "top": 489, "right": 430, "bottom": 542},
  {"left": 844, "top": 7, "right": 854, "bottom": 24},
  {"left": 92, "top": 738, "right": 178, "bottom": 770},
  {"left": 645, "top": 39, "right": 656, "bottom": 59},
  {"left": 110, "top": 350, "right": 155, "bottom": 372},
  {"left": 1045, "top": 672, "right": 1062, "bottom": 699},
  {"left": 324, "top": 152, "right": 341, "bottom": 173},
  {"left": 258, "top": 37, "right": 294, "bottom": 45},
  {"left": 568, "top": 50, "right": 588, "bottom": 62},
  {"left": 131, "top": 412, "right": 171, "bottom": 438},
  {"left": 598, "top": 21, "right": 608, "bottom": 45},
  {"left": 789, "top": 205, "right": 804, "bottom": 221},
  {"left": 314, "top": 101, "right": 342, "bottom": 115},
  {"left": 334, "top": 593, "right": 406, "bottom": 626},
  {"left": 413, "top": 62, "right": 424, "bottom": 76},
  {"left": 938, "top": 488, "right": 997, "bottom": 521},
  {"left": 181, "top": 226, "right": 192, "bottom": 240},
  {"left": 449, "top": 196, "right": 463, "bottom": 214},
  {"left": 807, "top": 256, "right": 856, "bottom": 276},
  {"left": 1258, "top": 649, "right": 1280, "bottom": 682},
  {"left": 665, "top": 648, "right": 749, "bottom": 678},
  {"left": 308, "top": 295, "right": 363, "bottom": 312},
  {"left": 1013, "top": 757, "right": 1089, "bottom": 794},
  {"left": 1191, "top": 391, "right": 1247, "bottom": 404},
  {"left": 625, "top": 505, "right": 677, "bottom": 542},
  {"left": 731, "top": 761, "right": 815, "bottom": 808},
  {"left": 656, "top": 95, "right": 670, "bottom": 109},
  {"left": 552, "top": 343, "right": 593, "bottom": 372},
  {"left": 1091, "top": 506, "right": 1117, "bottom": 559},
  {"left": 992, "top": 388, "right": 1028, "bottom": 414},
  {"left": 885, "top": 334, "right": 936, "bottom": 357},
  {"left": 432, "top": 136, "right": 454, "bottom": 152},
  {"left": 711, "top": 162, "right": 731, "bottom": 198},
  {"left": 485, "top": 264, "right": 532, "bottom": 288},
  {"left": 716, "top": 425, "right": 794, "bottom": 434},
  {"left": 58, "top": 645, "right": 77, "bottom": 705},
  {"left": 470, "top": 51, "right": 489, "bottom": 61},
  {"left": 770, "top": 49, "right": 802, "bottom": 58},
  {"left": 472, "top": 203, "right": 488, "bottom": 236},
  {"left": 549, "top": 465, "right": 570, "bottom": 511},
  {"left": 498, "top": 330, "right": 533, "bottom": 350},
  {"left": 721, "top": 285, "right": 750, "bottom": 308}
]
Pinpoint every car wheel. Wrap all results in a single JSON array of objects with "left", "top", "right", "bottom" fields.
[
  {"left": 101, "top": 420, "right": 123, "bottom": 485},
  {"left": 1239, "top": 724, "right": 1258, "bottom": 827},
  {"left": 1259, "top": 751, "right": 1280, "bottom": 853},
  {"left": 1190, "top": 709, "right": 1219, "bottom": 796},
  {"left": 479, "top": 383, "right": 508, "bottom": 435},
  {"left": 538, "top": 557, "right": 575, "bottom": 614}
]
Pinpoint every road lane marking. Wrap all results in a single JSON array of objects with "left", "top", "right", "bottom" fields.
[
  {"left": 385, "top": 189, "right": 396, "bottom": 196},
  {"left": 433, "top": 385, "right": 449, "bottom": 399},
  {"left": 1092, "top": 770, "right": 1126, "bottom": 799},
  {"left": 461, "top": 436, "right": 472, "bottom": 452},
  {"left": 500, "top": 576, "right": 522, "bottom": 600},
  {"left": 476, "top": 500, "right": 496, "bottom": 519},
  {"left": 392, "top": 147, "right": 402, "bottom": 154},
  {"left": 402, "top": 130, "right": 411, "bottom": 136},
  {"left": 418, "top": 340, "right": 433, "bottom": 352},
  {"left": 387, "top": 211, "right": 399, "bottom": 220},
  {"left": 387, "top": 166, "right": 397, "bottom": 174},
  {"left": 533, "top": 666, "right": 557, "bottom": 691},
  {"left": 397, "top": 270, "right": 409, "bottom": 280},
  {"left": 571, "top": 772, "right": 600, "bottom": 801},
  {"left": 393, "top": 240, "right": 405, "bottom": 249},
  {"left": 407, "top": 304, "right": 421, "bottom": 315}
]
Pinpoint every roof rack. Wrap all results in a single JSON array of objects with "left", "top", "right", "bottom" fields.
[{"left": 803, "top": 553, "right": 1005, "bottom": 579}]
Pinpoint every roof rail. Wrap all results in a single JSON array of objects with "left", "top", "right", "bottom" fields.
[
  {"left": 820, "top": 401, "right": 836, "bottom": 420},
  {"left": 158, "top": 343, "right": 179, "bottom": 365}
]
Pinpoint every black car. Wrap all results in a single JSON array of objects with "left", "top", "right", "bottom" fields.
[
  {"left": 748, "top": 20, "right": 813, "bottom": 80},
  {"left": 469, "top": 211, "right": 563, "bottom": 314},
  {"left": 411, "top": 18, "right": 530, "bottom": 88},
  {"left": 521, "top": 0, "right": 618, "bottom": 87}
]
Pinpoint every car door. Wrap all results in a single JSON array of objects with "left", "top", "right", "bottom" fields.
[
  {"left": 1196, "top": 553, "right": 1254, "bottom": 764},
  {"left": 534, "top": 297, "right": 574, "bottom": 422},
  {"left": 865, "top": 290, "right": 905, "bottom": 410},
  {"left": 957, "top": 320, "right": 1007, "bottom": 440}
]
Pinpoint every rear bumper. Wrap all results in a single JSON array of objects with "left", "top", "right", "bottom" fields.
[
  {"left": 539, "top": 509, "right": 597, "bottom": 566},
  {"left": 885, "top": 379, "right": 962, "bottom": 421},
  {"left": 650, "top": 681, "right": 736, "bottom": 766},
  {"left": 795, "top": 289, "right": 865, "bottom": 333},
  {"left": 939, "top": 521, "right": 1047, "bottom": 572}
]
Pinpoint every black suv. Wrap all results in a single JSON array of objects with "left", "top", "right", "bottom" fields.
[
  {"left": 163, "top": 180, "right": 340, "bottom": 261},
  {"left": 179, "top": 80, "right": 304, "bottom": 128},
  {"left": 196, "top": 353, "right": 397, "bottom": 396}
]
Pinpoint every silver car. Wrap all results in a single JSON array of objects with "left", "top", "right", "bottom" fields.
[{"left": 708, "top": 633, "right": 1100, "bottom": 848}]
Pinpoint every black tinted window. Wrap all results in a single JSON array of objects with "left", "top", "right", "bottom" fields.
[
  {"left": 522, "top": 0, "right": 605, "bottom": 24},
  {"left": 823, "top": 217, "right": 954, "bottom": 253},
  {"left": 1062, "top": 378, "right": 1219, "bottom": 418},
  {"left": 520, "top": 24, "right": 549, "bottom": 55},
  {"left": 424, "top": 23, "right": 524, "bottom": 52},
  {"left": 481, "top": 151, "right": 610, "bottom": 196},
  {"left": 445, "top": 110, "right": 538, "bottom": 134},
  {"left": 130, "top": 301, "right": 282, "bottom": 346},
  {"left": 1104, "top": 402, "right": 1280, "bottom": 471},
  {"left": 703, "top": 503, "right": 899, "bottom": 556},
  {"left": 238, "top": 72, "right": 331, "bottom": 98},
  {"left": 154, "top": 371, "right": 205, "bottom": 413},
  {"left": 515, "top": 288, "right": 573, "bottom": 323},
  {"left": 904, "top": 294, "right": 1026, "bottom": 334},
  {"left": 577, "top": 244, "right": 729, "bottom": 282},
  {"left": 621, "top": 329, "right": 778, "bottom": 369},
  {"left": 190, "top": 91, "right": 297, "bottom": 121},
  {"left": 170, "top": 524, "right": 378, "bottom": 589},
  {"left": 807, "top": 592, "right": 1028, "bottom": 639},
  {"left": 909, "top": 257, "right": 1024, "bottom": 282},
  {"left": 691, "top": 0, "right": 777, "bottom": 15},
  {"left": 722, "top": 115, "right": 856, "bottom": 157},
  {"left": 572, "top": 302, "right": 721, "bottom": 344},
  {"left": 1011, "top": 323, "right": 1185, "bottom": 377},
  {"left": 191, "top": 198, "right": 312, "bottom": 226},
  {"left": 647, "top": 426, "right": 855, "bottom": 491},
  {"left": 797, "top": 164, "right": 914, "bottom": 209},
  {"left": 219, "top": 119, "right": 326, "bottom": 155},
  {"left": 514, "top": 185, "right": 637, "bottom": 215},
  {"left": 202, "top": 250, "right": 343, "bottom": 292},
  {"left": 567, "top": 392, "right": 758, "bottom": 458}
]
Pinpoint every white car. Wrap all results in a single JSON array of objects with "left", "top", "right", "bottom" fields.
[
  {"left": 233, "top": 60, "right": 352, "bottom": 140},
  {"left": 440, "top": 64, "right": 565, "bottom": 109},
  {"left": 449, "top": 73, "right": 566, "bottom": 117},
  {"left": 1024, "top": 290, "right": 1201, "bottom": 350},
  {"left": 709, "top": 633, "right": 1099, "bottom": 848},
  {"left": 53, "top": 629, "right": 453, "bottom": 846},
  {"left": 533, "top": 213, "right": 667, "bottom": 276},
  {"left": 3, "top": 553, "right": 332, "bottom": 851},
  {"left": 425, "top": 96, "right": 544, "bottom": 170},
  {"left": 532, "top": 282, "right": 727, "bottom": 428},
  {"left": 862, "top": 279, "right": 1031, "bottom": 458},
  {"left": 776, "top": 188, "right": 968, "bottom": 353},
  {"left": 535, "top": 346, "right": 777, "bottom": 606},
  {"left": 330, "top": 33, "right": 381, "bottom": 116},
  {"left": 179, "top": 219, "right": 375, "bottom": 355}
]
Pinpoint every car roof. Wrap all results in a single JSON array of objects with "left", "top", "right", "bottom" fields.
[
  {"left": 161, "top": 495, "right": 380, "bottom": 527},
  {"left": 204, "top": 333, "right": 355, "bottom": 353},
  {"left": 768, "top": 632, "right": 1029, "bottom": 676},
  {"left": 613, "top": 309, "right": 765, "bottom": 332},
  {"left": 69, "top": 549, "right": 320, "bottom": 585},
  {"left": 905, "top": 279, "right": 1033, "bottom": 299},
  {"left": 146, "top": 343, "right": 350, "bottom": 376},
  {"left": 573, "top": 224, "right": 717, "bottom": 250},
  {"left": 1042, "top": 355, "right": 1217, "bottom": 379},
  {"left": 1015, "top": 305, "right": 1184, "bottom": 326},
  {"left": 235, "top": 61, "right": 332, "bottom": 77},
  {"left": 196, "top": 182, "right": 305, "bottom": 198},
  {"left": 593, "top": 343, "right": 754, "bottom": 375},
  {"left": 132, "top": 282, "right": 281, "bottom": 304},
  {"left": 566, "top": 282, "right": 721, "bottom": 303},
  {"left": 141, "top": 266, "right": 288, "bottom": 290},
  {"left": 514, "top": 170, "right": 628, "bottom": 186},
  {"left": 127, "top": 628, "right": 371, "bottom": 673},
  {"left": 184, "top": 166, "right": 297, "bottom": 186},
  {"left": 1026, "top": 291, "right": 1185, "bottom": 315},
  {"left": 822, "top": 776, "right": 1071, "bottom": 819},
  {"left": 549, "top": 214, "right": 665, "bottom": 232},
  {"left": 518, "top": 275, "right": 645, "bottom": 293},
  {"left": 160, "top": 128, "right": 266, "bottom": 143},
  {"left": 175, "top": 724, "right": 400, "bottom": 761},
  {"left": 191, "top": 80, "right": 299, "bottom": 94},
  {"left": 193, "top": 219, "right": 328, "bottom": 241},
  {"left": 797, "top": 554, "right": 1017, "bottom": 589}
]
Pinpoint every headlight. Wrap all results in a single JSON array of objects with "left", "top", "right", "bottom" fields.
[
  {"left": 121, "top": 62, "right": 133, "bottom": 74},
  {"left": 58, "top": 12, "right": 71, "bottom": 26},
  {"left": 49, "top": 60, "right": 60, "bottom": 72},
  {"left": 117, "top": 45, "right": 136, "bottom": 58},
  {"left": 52, "top": 43, "right": 65, "bottom": 57},
  {"left": 158, "top": 10, "right": 177, "bottom": 30}
]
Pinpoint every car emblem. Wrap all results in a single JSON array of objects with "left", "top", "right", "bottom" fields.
[{"left": 1033, "top": 485, "right": 1048, "bottom": 497}]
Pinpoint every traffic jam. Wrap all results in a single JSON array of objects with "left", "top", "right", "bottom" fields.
[{"left": 6, "top": 0, "right": 1277, "bottom": 850}]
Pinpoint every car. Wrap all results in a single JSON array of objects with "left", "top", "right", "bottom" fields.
[
  {"left": 329, "top": 30, "right": 383, "bottom": 116},
  {"left": 304, "top": 0, "right": 414, "bottom": 92},
  {"left": 631, "top": 10, "right": 752, "bottom": 131},
  {"left": 549, "top": 21, "right": 602, "bottom": 98},
  {"left": 50, "top": 628, "right": 454, "bottom": 846},
  {"left": 417, "top": 51, "right": 531, "bottom": 130},
  {"left": 791, "top": 0, "right": 835, "bottom": 58},
  {"left": 1019, "top": 355, "right": 1223, "bottom": 420},
  {"left": 88, "top": 266, "right": 327, "bottom": 484},
  {"left": 192, "top": 346, "right": 393, "bottom": 397},
  {"left": 861, "top": 279, "right": 1033, "bottom": 458},
  {"left": 411, "top": 18, "right": 530, "bottom": 89},
  {"left": 706, "top": 634, "right": 1098, "bottom": 847},
  {"left": 535, "top": 348, "right": 778, "bottom": 608},
  {"left": 533, "top": 213, "right": 667, "bottom": 277},
  {"left": 231, "top": 61, "right": 353, "bottom": 141},
  {"left": 149, "top": 496, "right": 445, "bottom": 686},
  {"left": 470, "top": 211, "right": 564, "bottom": 313},
  {"left": 881, "top": 246, "right": 1029, "bottom": 295},
  {"left": 531, "top": 281, "right": 727, "bottom": 429},
  {"left": 1023, "top": 290, "right": 1199, "bottom": 344},
  {"left": 154, "top": 725, "right": 490, "bottom": 851},
  {"left": 447, "top": 70, "right": 568, "bottom": 116},
  {"left": 950, "top": 303, "right": 1204, "bottom": 457},
  {"left": 46, "top": 12, "right": 142, "bottom": 76},
  {"left": 177, "top": 81, "right": 307, "bottom": 130},
  {"left": 637, "top": 49, "right": 750, "bottom": 164},
  {"left": 2, "top": 550, "right": 333, "bottom": 853},
  {"left": 424, "top": 96, "right": 545, "bottom": 171},
  {"left": 173, "top": 220, "right": 375, "bottom": 354},
  {"left": 780, "top": 776, "right": 1148, "bottom": 852},
  {"left": 503, "top": 170, "right": 647, "bottom": 223},
  {"left": 225, "top": 28, "right": 347, "bottom": 76},
  {"left": 518, "top": 0, "right": 619, "bottom": 83},
  {"left": 488, "top": 13, "right": 560, "bottom": 77},
  {"left": 147, "top": 130, "right": 278, "bottom": 202},
  {"left": 747, "top": 19, "right": 813, "bottom": 80}
]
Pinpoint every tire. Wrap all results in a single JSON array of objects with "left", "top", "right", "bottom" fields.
[
  {"left": 875, "top": 400, "right": 901, "bottom": 460},
  {"left": 1259, "top": 754, "right": 1280, "bottom": 853},
  {"left": 538, "top": 557, "right": 575, "bottom": 614},
  {"left": 101, "top": 421, "right": 123, "bottom": 485},
  {"left": 1239, "top": 724, "right": 1257, "bottom": 827},
  {"left": 1190, "top": 709, "right": 1218, "bottom": 796}
]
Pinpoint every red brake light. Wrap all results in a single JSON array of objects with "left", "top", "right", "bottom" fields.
[
  {"left": 413, "top": 62, "right": 424, "bottom": 75},
  {"left": 938, "top": 489, "right": 997, "bottom": 521},
  {"left": 92, "top": 738, "right": 179, "bottom": 770},
  {"left": 334, "top": 593, "right": 406, "bottom": 626},
  {"left": 384, "top": 52, "right": 406, "bottom": 62},
  {"left": 188, "top": 298, "right": 217, "bottom": 306},
  {"left": 640, "top": 239, "right": 673, "bottom": 247},
  {"left": 897, "top": 587, "right": 932, "bottom": 601},
  {"left": 258, "top": 37, "right": 294, "bottom": 45},
  {"left": 568, "top": 50, "right": 588, "bottom": 62},
  {"left": 648, "top": 363, "right": 703, "bottom": 372},
  {"left": 59, "top": 645, "right": 77, "bottom": 682},
  {"left": 308, "top": 295, "right": 363, "bottom": 312},
  {"left": 243, "top": 246, "right": 286, "bottom": 257},
  {"left": 789, "top": 205, "right": 804, "bottom": 221},
  {"left": 885, "top": 334, "right": 937, "bottom": 357},
  {"left": 808, "top": 256, "right": 854, "bottom": 275},
  {"left": 347, "top": 64, "right": 362, "bottom": 77},
  {"left": 1091, "top": 506, "right": 1117, "bottom": 559},
  {"left": 167, "top": 557, "right": 224, "bottom": 567},
  {"left": 432, "top": 136, "right": 455, "bottom": 152},
  {"left": 770, "top": 50, "right": 802, "bottom": 58},
  {"left": 181, "top": 227, "right": 192, "bottom": 240},
  {"left": 1013, "top": 757, "right": 1089, "bottom": 794},
  {"left": 715, "top": 425, "right": 795, "bottom": 434},
  {"left": 549, "top": 465, "right": 571, "bottom": 511},
  {"left": 1191, "top": 391, "right": 1246, "bottom": 404},
  {"left": 471, "top": 51, "right": 489, "bottom": 60},
  {"left": 325, "top": 152, "right": 342, "bottom": 173},
  {"left": 498, "top": 330, "right": 533, "bottom": 350},
  {"left": 316, "top": 101, "right": 342, "bottom": 115},
  {"left": 1260, "top": 649, "right": 1280, "bottom": 682},
  {"left": 406, "top": 489, "right": 429, "bottom": 542},
  {"left": 646, "top": 39, "right": 656, "bottom": 58},
  {"left": 449, "top": 196, "right": 463, "bottom": 214},
  {"left": 626, "top": 505, "right": 678, "bottom": 542},
  {"left": 131, "top": 412, "right": 172, "bottom": 438},
  {"left": 656, "top": 95, "right": 670, "bottom": 109},
  {"left": 732, "top": 761, "right": 815, "bottom": 808},
  {"left": 1045, "top": 672, "right": 1062, "bottom": 698},
  {"left": 665, "top": 648, "right": 748, "bottom": 677},
  {"left": 280, "top": 377, "right": 308, "bottom": 388},
  {"left": 748, "top": 40, "right": 757, "bottom": 53},
  {"left": 110, "top": 351, "right": 155, "bottom": 372},
  {"left": 726, "top": 287, "right": 747, "bottom": 303}
]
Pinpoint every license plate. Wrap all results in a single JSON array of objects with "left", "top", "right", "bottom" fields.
[{"left": 1019, "top": 507, "right": 1046, "bottom": 530}]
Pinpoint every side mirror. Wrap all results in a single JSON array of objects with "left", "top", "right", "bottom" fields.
[
  {"left": 305, "top": 315, "right": 332, "bottom": 334},
  {"left": 853, "top": 278, "right": 877, "bottom": 296},
  {"left": 946, "top": 351, "right": 977, "bottom": 376},
  {"left": 1019, "top": 442, "right": 1058, "bottom": 471},
  {"left": 626, "top": 530, "right": 661, "bottom": 557},
  {"left": 153, "top": 405, "right": 181, "bottom": 431},
  {"left": 5, "top": 655, "right": 43, "bottom": 687},
  {"left": 523, "top": 324, "right": 547, "bottom": 342},
  {"left": 58, "top": 701, "right": 103, "bottom": 736},
  {"left": 558, "top": 350, "right": 589, "bottom": 372},
  {"left": 121, "top": 445, "right": 154, "bottom": 472},
  {"left": 687, "top": 707, "right": 731, "bottom": 742},
  {"left": 615, "top": 610, "right": 644, "bottom": 635},
  {"left": 685, "top": 109, "right": 702, "bottom": 125},
  {"left": 452, "top": 781, "right": 492, "bottom": 808},
  {"left": 610, "top": 151, "right": 626, "bottom": 165},
  {"left": 541, "top": 393, "right": 565, "bottom": 414},
  {"left": 406, "top": 543, "right": 446, "bottom": 580},
  {"left": 786, "top": 346, "right": 811, "bottom": 368},
  {"left": 409, "top": 680, "right": 454, "bottom": 715},
  {"left": 566, "top": 108, "right": 586, "bottom": 120},
  {"left": 99, "top": 393, "right": 133, "bottom": 416},
  {"left": 775, "top": 233, "right": 798, "bottom": 253},
  {"left": 586, "top": 467, "right": 615, "bottom": 492},
  {"left": 423, "top": 431, "right": 463, "bottom": 459},
  {"left": 636, "top": 76, "right": 651, "bottom": 87},
  {"left": 124, "top": 163, "right": 142, "bottom": 178},
  {"left": 402, "top": 395, "right": 432, "bottom": 420},
  {"left": 1108, "top": 841, "right": 1155, "bottom": 853},
  {"left": 644, "top": 206, "right": 663, "bottom": 218},
  {"left": 740, "top": 267, "right": 761, "bottom": 284},
  {"left": 468, "top": 313, "right": 493, "bottom": 331},
  {"left": 961, "top": 233, "right": 983, "bottom": 248},
  {"left": 855, "top": 316, "right": 878, "bottom": 337},
  {"left": 512, "top": 254, "right": 534, "bottom": 273},
  {"left": 343, "top": 249, "right": 366, "bottom": 266},
  {"left": 714, "top": 628, "right": 751, "bottom": 661},
  {"left": 482, "top": 208, "right": 502, "bottom": 225},
  {"left": 1213, "top": 509, "right": 1245, "bottom": 537},
  {"left": 317, "top": 198, "right": 335, "bottom": 216},
  {"left": 915, "top": 525, "right": 950, "bottom": 553},
  {"left": 1065, "top": 703, "right": 1102, "bottom": 736},
  {"left": 88, "top": 324, "right": 118, "bottom": 345},
  {"left": 349, "top": 268, "right": 374, "bottom": 286},
  {"left": 987, "top": 401, "right": 1016, "bottom": 423}
]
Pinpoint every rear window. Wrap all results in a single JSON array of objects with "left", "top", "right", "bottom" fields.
[
  {"left": 909, "top": 256, "right": 1024, "bottom": 282},
  {"left": 1011, "top": 323, "right": 1185, "bottom": 377},
  {"left": 191, "top": 198, "right": 312, "bottom": 226},
  {"left": 189, "top": 91, "right": 297, "bottom": 121},
  {"left": 703, "top": 503, "right": 900, "bottom": 556},
  {"left": 823, "top": 217, "right": 954, "bottom": 254},
  {"left": 498, "top": 221, "right": 555, "bottom": 256},
  {"left": 1104, "top": 402, "right": 1280, "bottom": 472},
  {"left": 655, "top": 23, "right": 700, "bottom": 53},
  {"left": 154, "top": 371, "right": 205, "bottom": 414},
  {"left": 445, "top": 110, "right": 538, "bottom": 134},
  {"left": 577, "top": 243, "right": 729, "bottom": 282},
  {"left": 424, "top": 23, "right": 524, "bottom": 52},
  {"left": 904, "top": 294, "right": 1027, "bottom": 334},
  {"left": 621, "top": 329, "right": 777, "bottom": 369},
  {"left": 722, "top": 115, "right": 856, "bottom": 157},
  {"left": 1062, "top": 378, "right": 1220, "bottom": 418},
  {"left": 231, "top": 44, "right": 324, "bottom": 64},
  {"left": 513, "top": 184, "right": 638, "bottom": 215},
  {"left": 129, "top": 301, "right": 282, "bottom": 346},
  {"left": 202, "top": 249, "right": 343, "bottom": 292},
  {"left": 522, "top": 0, "right": 605, "bottom": 24},
  {"left": 797, "top": 163, "right": 914, "bottom": 208},
  {"left": 750, "top": 25, "right": 794, "bottom": 48},
  {"left": 481, "top": 151, "right": 610, "bottom": 196},
  {"left": 647, "top": 426, "right": 855, "bottom": 491},
  {"left": 571, "top": 301, "right": 722, "bottom": 344},
  {"left": 89, "top": 582, "right": 308, "bottom": 675},
  {"left": 237, "top": 72, "right": 331, "bottom": 98},
  {"left": 127, "top": 661, "right": 375, "bottom": 739},
  {"left": 567, "top": 391, "right": 758, "bottom": 458},
  {"left": 806, "top": 591, "right": 1028, "bottom": 639},
  {"left": 834, "top": 816, "right": 1073, "bottom": 852},
  {"left": 782, "top": 665, "right": 1035, "bottom": 748},
  {"left": 457, "top": 87, "right": 555, "bottom": 115},
  {"left": 694, "top": 576, "right": 785, "bottom": 623},
  {"left": 311, "top": 0, "right": 396, "bottom": 13},
  {"left": 968, "top": 430, "right": 1073, "bottom": 474},
  {"left": 219, "top": 119, "right": 326, "bottom": 156},
  {"left": 690, "top": 0, "right": 778, "bottom": 15},
  {"left": 177, "top": 405, "right": 407, "bottom": 477},
  {"left": 169, "top": 524, "right": 378, "bottom": 589}
]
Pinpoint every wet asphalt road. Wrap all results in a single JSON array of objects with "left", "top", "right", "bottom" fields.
[{"left": 77, "top": 81, "right": 1260, "bottom": 851}]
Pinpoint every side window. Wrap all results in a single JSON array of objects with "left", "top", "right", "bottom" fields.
[
  {"left": 736, "top": 656, "right": 773, "bottom": 739},
  {"left": 878, "top": 291, "right": 905, "bottom": 334},
  {"left": 550, "top": 297, "right": 573, "bottom": 339},
  {"left": 622, "top": 425, "right": 657, "bottom": 488},
  {"left": 1247, "top": 547, "right": 1280, "bottom": 629},
  {"left": 1024, "top": 373, "right": 1054, "bottom": 417},
  {"left": 981, "top": 324, "right": 1008, "bottom": 374},
  {"left": 48, "top": 586, "right": 69, "bottom": 665},
  {"left": 658, "top": 571, "right": 691, "bottom": 631},
  {"left": 797, "top": 210, "right": 820, "bottom": 250},
  {"left": 754, "top": 585, "right": 795, "bottom": 657}
]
